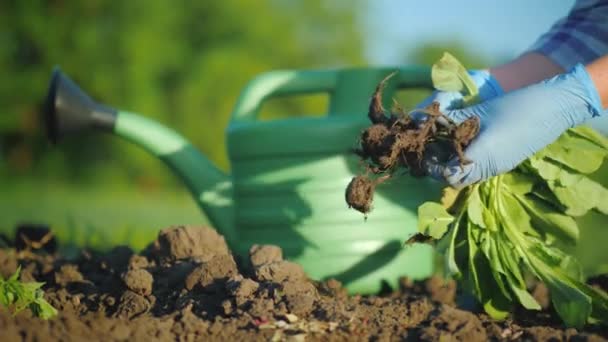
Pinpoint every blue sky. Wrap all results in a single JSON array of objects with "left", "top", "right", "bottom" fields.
[{"left": 363, "top": 0, "right": 576, "bottom": 65}]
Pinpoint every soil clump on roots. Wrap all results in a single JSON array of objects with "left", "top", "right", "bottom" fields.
[
  {"left": 345, "top": 73, "right": 480, "bottom": 215},
  {"left": 1, "top": 225, "right": 606, "bottom": 341}
]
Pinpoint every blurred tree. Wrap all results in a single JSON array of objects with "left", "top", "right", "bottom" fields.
[
  {"left": 409, "top": 42, "right": 492, "bottom": 69},
  {"left": 0, "top": 0, "right": 364, "bottom": 188}
]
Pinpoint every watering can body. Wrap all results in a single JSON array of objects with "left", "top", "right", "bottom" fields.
[{"left": 44, "top": 66, "right": 444, "bottom": 294}]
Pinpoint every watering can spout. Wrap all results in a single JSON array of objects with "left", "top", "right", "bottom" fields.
[{"left": 43, "top": 66, "right": 235, "bottom": 241}]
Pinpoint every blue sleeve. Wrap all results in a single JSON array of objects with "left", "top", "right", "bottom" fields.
[{"left": 526, "top": 0, "right": 608, "bottom": 70}]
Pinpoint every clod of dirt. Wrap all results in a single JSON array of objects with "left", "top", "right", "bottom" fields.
[
  {"left": 318, "top": 278, "right": 348, "bottom": 300},
  {"left": 114, "top": 290, "right": 153, "bottom": 319},
  {"left": 122, "top": 269, "right": 153, "bottom": 296},
  {"left": 346, "top": 73, "right": 481, "bottom": 215},
  {"left": 452, "top": 116, "right": 480, "bottom": 166},
  {"left": 0, "top": 249, "right": 18, "bottom": 278},
  {"left": 531, "top": 282, "right": 551, "bottom": 310},
  {"left": 227, "top": 276, "right": 260, "bottom": 307},
  {"left": 128, "top": 255, "right": 149, "bottom": 270},
  {"left": 14, "top": 223, "right": 57, "bottom": 253},
  {"left": 249, "top": 244, "right": 283, "bottom": 267},
  {"left": 282, "top": 280, "right": 318, "bottom": 316},
  {"left": 184, "top": 254, "right": 238, "bottom": 291},
  {"left": 101, "top": 246, "right": 134, "bottom": 273},
  {"left": 254, "top": 260, "right": 306, "bottom": 283},
  {"left": 413, "top": 305, "right": 487, "bottom": 341},
  {"left": 55, "top": 264, "right": 85, "bottom": 286},
  {"left": 345, "top": 175, "right": 375, "bottom": 214},
  {"left": 424, "top": 276, "right": 457, "bottom": 306},
  {"left": 345, "top": 174, "right": 392, "bottom": 215},
  {"left": 153, "top": 225, "right": 229, "bottom": 263}
]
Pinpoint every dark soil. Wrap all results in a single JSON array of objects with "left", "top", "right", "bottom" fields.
[
  {"left": 345, "top": 73, "right": 480, "bottom": 215},
  {"left": 1, "top": 225, "right": 606, "bottom": 341}
]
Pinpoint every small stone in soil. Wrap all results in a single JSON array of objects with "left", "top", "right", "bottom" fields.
[
  {"left": 185, "top": 254, "right": 238, "bottom": 291},
  {"left": 255, "top": 261, "right": 306, "bottom": 283},
  {"left": 154, "top": 225, "right": 230, "bottom": 262},
  {"left": 122, "top": 268, "right": 153, "bottom": 296},
  {"left": 227, "top": 277, "right": 259, "bottom": 300},
  {"left": 249, "top": 244, "right": 283, "bottom": 267},
  {"left": 55, "top": 264, "right": 85, "bottom": 286},
  {"left": 114, "top": 290, "right": 152, "bottom": 319}
]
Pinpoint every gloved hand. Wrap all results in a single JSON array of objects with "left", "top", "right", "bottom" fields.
[
  {"left": 416, "top": 69, "right": 504, "bottom": 113},
  {"left": 424, "top": 64, "right": 607, "bottom": 188}
]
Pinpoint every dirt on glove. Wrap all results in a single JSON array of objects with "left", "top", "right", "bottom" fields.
[
  {"left": 0, "top": 225, "right": 606, "bottom": 341},
  {"left": 345, "top": 73, "right": 480, "bottom": 215}
]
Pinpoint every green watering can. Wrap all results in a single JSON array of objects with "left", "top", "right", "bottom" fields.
[{"left": 43, "top": 66, "right": 444, "bottom": 293}]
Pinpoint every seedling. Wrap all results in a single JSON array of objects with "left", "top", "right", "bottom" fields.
[
  {"left": 0, "top": 266, "right": 57, "bottom": 319},
  {"left": 347, "top": 52, "right": 608, "bottom": 328},
  {"left": 420, "top": 53, "right": 608, "bottom": 328}
]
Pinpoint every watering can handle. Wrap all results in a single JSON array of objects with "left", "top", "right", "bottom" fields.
[{"left": 229, "top": 66, "right": 432, "bottom": 123}]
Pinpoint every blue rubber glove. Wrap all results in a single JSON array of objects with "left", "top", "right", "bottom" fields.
[
  {"left": 417, "top": 69, "right": 504, "bottom": 112},
  {"left": 425, "top": 64, "right": 606, "bottom": 188}
]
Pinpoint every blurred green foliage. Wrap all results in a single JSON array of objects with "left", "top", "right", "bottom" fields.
[
  {"left": 0, "top": 0, "right": 365, "bottom": 188},
  {"left": 0, "top": 0, "right": 494, "bottom": 243}
]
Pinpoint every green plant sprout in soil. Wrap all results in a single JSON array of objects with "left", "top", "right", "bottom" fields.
[
  {"left": 345, "top": 53, "right": 608, "bottom": 328},
  {"left": 0, "top": 266, "right": 57, "bottom": 319}
]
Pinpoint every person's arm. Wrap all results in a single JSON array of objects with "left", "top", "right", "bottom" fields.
[
  {"left": 425, "top": 56, "right": 607, "bottom": 188},
  {"left": 491, "top": 0, "right": 608, "bottom": 93},
  {"left": 489, "top": 52, "right": 564, "bottom": 92},
  {"left": 490, "top": 52, "right": 608, "bottom": 99},
  {"left": 418, "top": 0, "right": 608, "bottom": 112},
  {"left": 587, "top": 54, "right": 608, "bottom": 109}
]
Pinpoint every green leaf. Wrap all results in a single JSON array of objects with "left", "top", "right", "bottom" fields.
[
  {"left": 531, "top": 184, "right": 565, "bottom": 210},
  {"left": 539, "top": 267, "right": 592, "bottom": 329},
  {"left": 431, "top": 52, "right": 479, "bottom": 105},
  {"left": 569, "top": 125, "right": 608, "bottom": 150},
  {"left": 486, "top": 238, "right": 513, "bottom": 301},
  {"left": 543, "top": 140, "right": 605, "bottom": 174},
  {"left": 467, "top": 188, "right": 486, "bottom": 229},
  {"left": 551, "top": 285, "right": 592, "bottom": 329},
  {"left": 487, "top": 237, "right": 506, "bottom": 275},
  {"left": 529, "top": 157, "right": 561, "bottom": 181},
  {"left": 499, "top": 191, "right": 539, "bottom": 238},
  {"left": 483, "top": 297, "right": 511, "bottom": 320},
  {"left": 524, "top": 240, "right": 601, "bottom": 328},
  {"left": 509, "top": 283, "right": 541, "bottom": 311},
  {"left": 467, "top": 223, "right": 482, "bottom": 297},
  {"left": 445, "top": 213, "right": 468, "bottom": 277},
  {"left": 560, "top": 255, "right": 584, "bottom": 282},
  {"left": 498, "top": 240, "right": 525, "bottom": 286},
  {"left": 514, "top": 194, "right": 579, "bottom": 244},
  {"left": 417, "top": 202, "right": 454, "bottom": 239},
  {"left": 425, "top": 52, "right": 608, "bottom": 328},
  {"left": 30, "top": 290, "right": 58, "bottom": 320},
  {"left": 498, "top": 245, "right": 541, "bottom": 310},
  {"left": 8, "top": 266, "right": 21, "bottom": 282},
  {"left": 501, "top": 171, "right": 536, "bottom": 195},
  {"left": 556, "top": 169, "right": 584, "bottom": 187},
  {"left": 0, "top": 267, "right": 57, "bottom": 319},
  {"left": 464, "top": 218, "right": 513, "bottom": 316},
  {"left": 549, "top": 177, "right": 608, "bottom": 216}
]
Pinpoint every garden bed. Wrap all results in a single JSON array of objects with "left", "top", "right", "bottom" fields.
[{"left": 0, "top": 225, "right": 606, "bottom": 341}]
